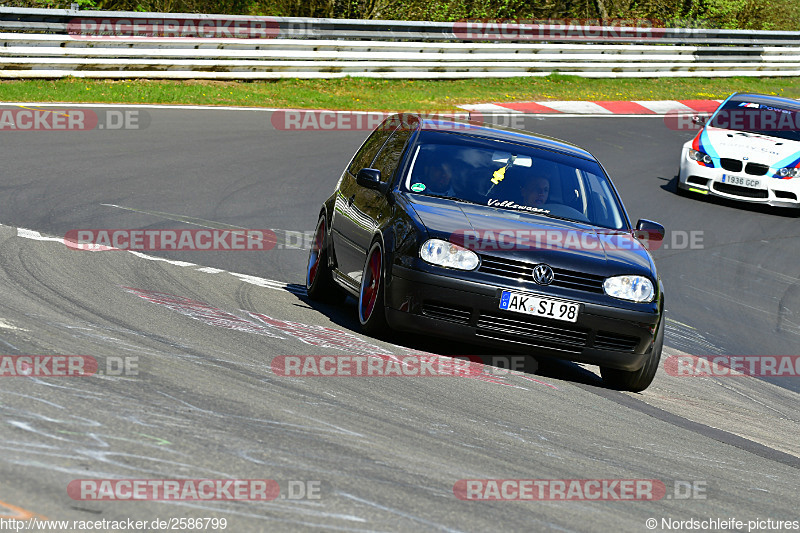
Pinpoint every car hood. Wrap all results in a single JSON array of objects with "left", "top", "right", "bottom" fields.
[
  {"left": 697, "top": 127, "right": 800, "bottom": 169},
  {"left": 407, "top": 195, "right": 654, "bottom": 278}
]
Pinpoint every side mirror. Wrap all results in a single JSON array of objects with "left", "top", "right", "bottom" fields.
[
  {"left": 634, "top": 219, "right": 665, "bottom": 245},
  {"left": 691, "top": 115, "right": 707, "bottom": 126},
  {"left": 356, "top": 168, "right": 388, "bottom": 194}
]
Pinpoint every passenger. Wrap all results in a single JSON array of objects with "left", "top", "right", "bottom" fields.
[{"left": 423, "top": 161, "right": 455, "bottom": 196}]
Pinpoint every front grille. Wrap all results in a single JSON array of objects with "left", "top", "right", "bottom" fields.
[
  {"left": 720, "top": 158, "right": 742, "bottom": 172},
  {"left": 479, "top": 255, "right": 604, "bottom": 293},
  {"left": 745, "top": 162, "right": 769, "bottom": 176},
  {"left": 421, "top": 302, "right": 472, "bottom": 325},
  {"left": 476, "top": 311, "right": 589, "bottom": 354},
  {"left": 718, "top": 159, "right": 769, "bottom": 176},
  {"left": 594, "top": 331, "right": 640, "bottom": 352},
  {"left": 712, "top": 182, "right": 768, "bottom": 198}
]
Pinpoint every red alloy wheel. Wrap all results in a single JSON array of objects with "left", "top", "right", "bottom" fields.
[
  {"left": 360, "top": 247, "right": 381, "bottom": 322},
  {"left": 306, "top": 220, "right": 325, "bottom": 288}
]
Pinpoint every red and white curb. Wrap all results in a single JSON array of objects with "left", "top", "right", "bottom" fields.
[
  {"left": 460, "top": 99, "right": 722, "bottom": 116},
  {"left": 5, "top": 100, "right": 723, "bottom": 116}
]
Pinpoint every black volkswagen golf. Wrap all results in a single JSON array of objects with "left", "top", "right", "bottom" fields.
[{"left": 306, "top": 115, "right": 665, "bottom": 391}]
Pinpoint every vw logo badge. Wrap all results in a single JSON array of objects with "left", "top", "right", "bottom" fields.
[{"left": 532, "top": 264, "right": 554, "bottom": 285}]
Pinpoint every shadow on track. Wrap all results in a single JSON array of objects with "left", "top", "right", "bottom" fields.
[{"left": 299, "top": 293, "right": 609, "bottom": 390}]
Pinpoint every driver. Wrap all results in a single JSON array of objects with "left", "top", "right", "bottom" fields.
[{"left": 521, "top": 175, "right": 551, "bottom": 208}]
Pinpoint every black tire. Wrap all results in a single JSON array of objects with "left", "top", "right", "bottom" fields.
[
  {"left": 358, "top": 241, "right": 389, "bottom": 335},
  {"left": 306, "top": 216, "right": 346, "bottom": 304},
  {"left": 600, "top": 315, "right": 664, "bottom": 392}
]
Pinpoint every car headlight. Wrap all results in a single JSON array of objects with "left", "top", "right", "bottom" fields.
[
  {"left": 603, "top": 275, "right": 655, "bottom": 303},
  {"left": 688, "top": 149, "right": 713, "bottom": 165},
  {"left": 420, "top": 239, "right": 479, "bottom": 270},
  {"left": 777, "top": 167, "right": 799, "bottom": 178}
]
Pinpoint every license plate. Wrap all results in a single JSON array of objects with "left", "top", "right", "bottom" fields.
[
  {"left": 722, "top": 174, "right": 762, "bottom": 188},
  {"left": 499, "top": 291, "right": 580, "bottom": 322}
]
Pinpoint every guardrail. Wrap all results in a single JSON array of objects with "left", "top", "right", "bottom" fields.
[{"left": 1, "top": 6, "right": 799, "bottom": 79}]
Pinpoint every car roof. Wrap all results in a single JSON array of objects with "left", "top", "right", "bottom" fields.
[
  {"left": 412, "top": 115, "right": 597, "bottom": 161},
  {"left": 726, "top": 92, "right": 800, "bottom": 111}
]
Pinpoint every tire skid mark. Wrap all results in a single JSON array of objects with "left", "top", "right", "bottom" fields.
[
  {"left": 123, "top": 285, "right": 549, "bottom": 390},
  {"left": 0, "top": 499, "right": 42, "bottom": 520},
  {"left": 583, "top": 384, "right": 800, "bottom": 470},
  {"left": 396, "top": 347, "right": 559, "bottom": 390},
  {"left": 9, "top": 224, "right": 621, "bottom": 393},
  {"left": 1, "top": 379, "right": 376, "bottom": 521}
]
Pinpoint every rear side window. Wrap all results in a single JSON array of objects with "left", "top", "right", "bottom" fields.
[
  {"left": 370, "top": 127, "right": 413, "bottom": 183},
  {"left": 347, "top": 120, "right": 398, "bottom": 176}
]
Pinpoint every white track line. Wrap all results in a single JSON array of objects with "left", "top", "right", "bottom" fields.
[{"left": 15, "top": 225, "right": 298, "bottom": 292}]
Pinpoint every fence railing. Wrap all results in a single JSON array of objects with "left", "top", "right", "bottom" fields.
[{"left": 1, "top": 7, "right": 799, "bottom": 79}]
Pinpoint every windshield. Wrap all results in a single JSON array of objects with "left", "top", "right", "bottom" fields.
[
  {"left": 402, "top": 136, "right": 627, "bottom": 230},
  {"left": 709, "top": 99, "right": 800, "bottom": 142}
]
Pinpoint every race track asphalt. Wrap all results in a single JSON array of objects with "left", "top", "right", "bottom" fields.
[{"left": 0, "top": 106, "right": 797, "bottom": 531}]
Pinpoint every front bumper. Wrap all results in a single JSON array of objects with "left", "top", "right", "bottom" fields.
[
  {"left": 386, "top": 265, "right": 661, "bottom": 372},
  {"left": 678, "top": 146, "right": 800, "bottom": 208}
]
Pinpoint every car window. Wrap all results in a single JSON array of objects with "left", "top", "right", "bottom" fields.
[
  {"left": 709, "top": 99, "right": 800, "bottom": 142},
  {"left": 347, "top": 120, "right": 398, "bottom": 176},
  {"left": 402, "top": 134, "right": 626, "bottom": 229},
  {"left": 370, "top": 127, "right": 413, "bottom": 183}
]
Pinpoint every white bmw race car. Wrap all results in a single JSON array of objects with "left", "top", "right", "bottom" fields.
[{"left": 678, "top": 92, "right": 800, "bottom": 209}]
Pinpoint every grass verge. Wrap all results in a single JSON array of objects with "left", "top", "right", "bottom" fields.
[{"left": 1, "top": 75, "right": 798, "bottom": 110}]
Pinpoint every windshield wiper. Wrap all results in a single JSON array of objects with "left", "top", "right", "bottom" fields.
[
  {"left": 528, "top": 210, "right": 575, "bottom": 222},
  {"left": 427, "top": 195, "right": 481, "bottom": 205},
  {"left": 507, "top": 206, "right": 587, "bottom": 225}
]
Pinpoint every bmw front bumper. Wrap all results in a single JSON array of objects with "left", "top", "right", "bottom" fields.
[{"left": 678, "top": 145, "right": 800, "bottom": 208}]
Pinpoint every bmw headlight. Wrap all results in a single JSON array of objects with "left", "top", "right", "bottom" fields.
[
  {"left": 603, "top": 275, "right": 655, "bottom": 303},
  {"left": 777, "top": 167, "right": 799, "bottom": 178},
  {"left": 420, "top": 239, "right": 479, "bottom": 270},
  {"left": 688, "top": 149, "right": 713, "bottom": 165}
]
